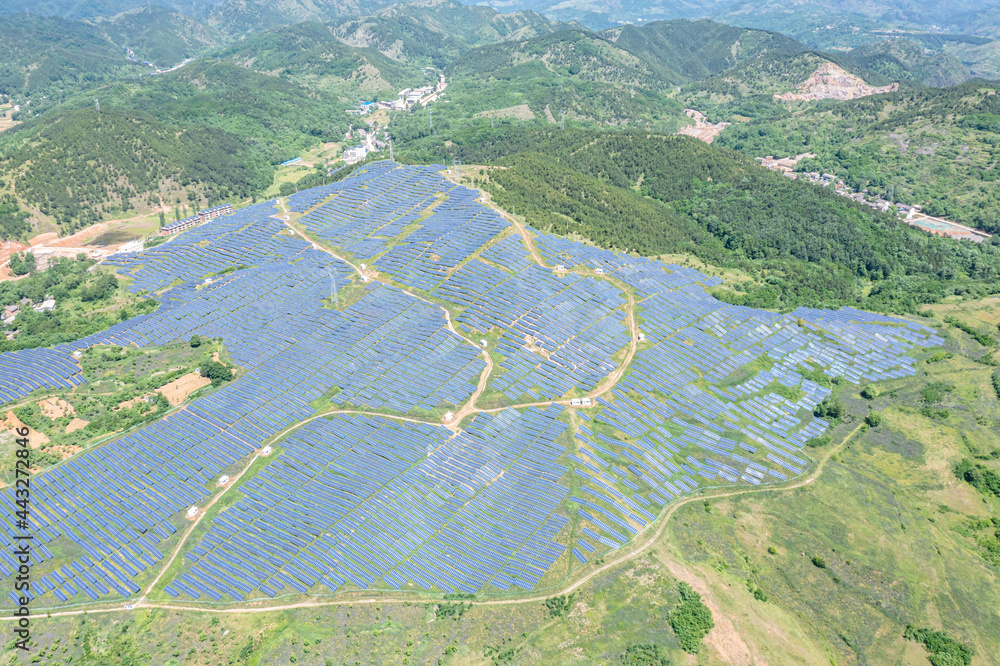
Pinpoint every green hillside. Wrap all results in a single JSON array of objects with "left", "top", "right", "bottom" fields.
[
  {"left": 0, "top": 106, "right": 271, "bottom": 229},
  {"left": 397, "top": 127, "right": 1000, "bottom": 313},
  {"left": 601, "top": 19, "right": 807, "bottom": 83},
  {"left": 217, "top": 21, "right": 417, "bottom": 94},
  {"left": 714, "top": 81, "right": 1000, "bottom": 232},
  {"left": 95, "top": 5, "right": 226, "bottom": 65},
  {"left": 425, "top": 29, "right": 688, "bottom": 133},
  {"left": 331, "top": 0, "right": 564, "bottom": 67},
  {"left": 0, "top": 13, "right": 144, "bottom": 100}
]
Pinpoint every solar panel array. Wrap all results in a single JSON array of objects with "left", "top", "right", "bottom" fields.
[
  {"left": 167, "top": 406, "right": 568, "bottom": 599},
  {"left": 435, "top": 257, "right": 629, "bottom": 401},
  {"left": 0, "top": 348, "right": 84, "bottom": 404},
  {"left": 0, "top": 160, "right": 945, "bottom": 608}
]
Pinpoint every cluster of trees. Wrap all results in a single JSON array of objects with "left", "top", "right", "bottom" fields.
[
  {"left": 813, "top": 398, "right": 844, "bottom": 419},
  {"left": 668, "top": 582, "right": 714, "bottom": 654},
  {"left": 198, "top": 359, "right": 235, "bottom": 387},
  {"left": 954, "top": 459, "right": 1000, "bottom": 498},
  {"left": 0, "top": 256, "right": 155, "bottom": 353},
  {"left": 620, "top": 644, "right": 669, "bottom": 666},
  {"left": 84, "top": 392, "right": 171, "bottom": 435},
  {"left": 8, "top": 251, "right": 35, "bottom": 276},
  {"left": 0, "top": 199, "right": 31, "bottom": 241},
  {"left": 543, "top": 594, "right": 574, "bottom": 617}
]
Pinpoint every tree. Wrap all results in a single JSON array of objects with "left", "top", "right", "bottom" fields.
[
  {"left": 159, "top": 211, "right": 166, "bottom": 228},
  {"left": 865, "top": 412, "right": 882, "bottom": 427},
  {"left": 860, "top": 385, "right": 877, "bottom": 400},
  {"left": 189, "top": 335, "right": 201, "bottom": 348}
]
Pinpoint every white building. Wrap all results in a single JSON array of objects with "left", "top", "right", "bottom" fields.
[
  {"left": 118, "top": 239, "right": 145, "bottom": 254},
  {"left": 186, "top": 506, "right": 199, "bottom": 518}
]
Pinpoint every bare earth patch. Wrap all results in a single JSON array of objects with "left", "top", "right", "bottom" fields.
[
  {"left": 676, "top": 108, "right": 730, "bottom": 144},
  {"left": 40, "top": 397, "right": 76, "bottom": 419},
  {"left": 64, "top": 418, "right": 89, "bottom": 434},
  {"left": 475, "top": 104, "right": 536, "bottom": 121},
  {"left": 776, "top": 62, "right": 898, "bottom": 101},
  {"left": 2, "top": 411, "right": 50, "bottom": 448},
  {"left": 157, "top": 372, "right": 211, "bottom": 407}
]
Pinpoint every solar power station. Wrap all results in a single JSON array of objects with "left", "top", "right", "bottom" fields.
[{"left": 0, "top": 161, "right": 944, "bottom": 607}]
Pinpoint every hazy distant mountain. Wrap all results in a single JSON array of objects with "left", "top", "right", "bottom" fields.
[
  {"left": 464, "top": 0, "right": 1000, "bottom": 33},
  {"left": 0, "top": 13, "right": 144, "bottom": 97},
  {"left": 94, "top": 5, "right": 226, "bottom": 63},
  {"left": 332, "top": 0, "right": 566, "bottom": 66}
]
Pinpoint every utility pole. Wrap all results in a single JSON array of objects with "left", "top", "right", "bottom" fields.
[
  {"left": 389, "top": 140, "right": 393, "bottom": 162},
  {"left": 429, "top": 107, "right": 433, "bottom": 129},
  {"left": 560, "top": 110, "right": 565, "bottom": 130},
  {"left": 95, "top": 98, "right": 100, "bottom": 114},
  {"left": 326, "top": 266, "right": 339, "bottom": 308}
]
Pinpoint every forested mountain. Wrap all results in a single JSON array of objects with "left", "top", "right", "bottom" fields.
[
  {"left": 0, "top": 59, "right": 359, "bottom": 229},
  {"left": 841, "top": 40, "right": 972, "bottom": 88},
  {"left": 93, "top": 5, "right": 226, "bottom": 64},
  {"left": 0, "top": 13, "right": 144, "bottom": 98},
  {"left": 395, "top": 127, "right": 1000, "bottom": 312},
  {"left": 217, "top": 20, "right": 417, "bottom": 92},
  {"left": 466, "top": 0, "right": 1000, "bottom": 33},
  {"left": 332, "top": 0, "right": 565, "bottom": 66},
  {"left": 600, "top": 19, "right": 806, "bottom": 82},
  {"left": 0, "top": 0, "right": 225, "bottom": 20}
]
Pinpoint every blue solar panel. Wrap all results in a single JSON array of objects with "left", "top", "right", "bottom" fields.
[{"left": 0, "top": 161, "right": 943, "bottom": 606}]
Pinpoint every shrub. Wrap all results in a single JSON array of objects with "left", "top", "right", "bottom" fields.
[
  {"left": 811, "top": 556, "right": 827, "bottom": 568},
  {"left": 621, "top": 644, "right": 669, "bottom": 665},
  {"left": 668, "top": 582, "right": 714, "bottom": 654},
  {"left": 544, "top": 594, "right": 574, "bottom": 618},
  {"left": 813, "top": 398, "right": 844, "bottom": 419},
  {"left": 903, "top": 625, "right": 972, "bottom": 666}
]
